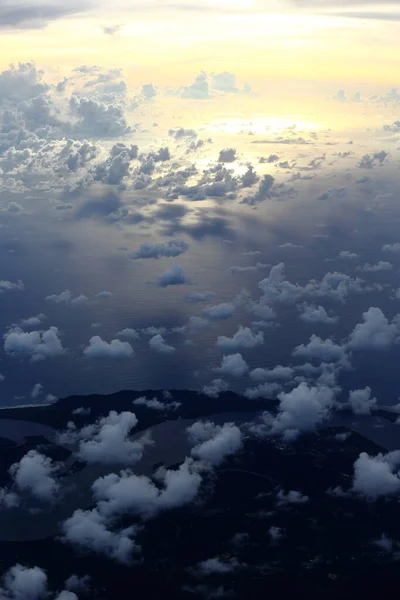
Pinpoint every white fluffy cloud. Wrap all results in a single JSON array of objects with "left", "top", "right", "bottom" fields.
[
  {"left": 9, "top": 450, "right": 59, "bottom": 502},
  {"left": 187, "top": 421, "right": 242, "bottom": 466},
  {"left": 83, "top": 336, "right": 134, "bottom": 359},
  {"left": 148, "top": 334, "right": 175, "bottom": 353},
  {"left": 157, "top": 264, "right": 190, "bottom": 287},
  {"left": 292, "top": 334, "right": 348, "bottom": 365},
  {"left": 215, "top": 353, "right": 248, "bottom": 377},
  {"left": 268, "top": 382, "right": 336, "bottom": 439},
  {"left": 347, "top": 307, "right": 398, "bottom": 351},
  {"left": 216, "top": 326, "right": 263, "bottom": 351},
  {"left": 203, "top": 302, "right": 235, "bottom": 319},
  {"left": 0, "top": 564, "right": 48, "bottom": 600},
  {"left": 75, "top": 411, "right": 148, "bottom": 465},
  {"left": 250, "top": 365, "right": 294, "bottom": 382},
  {"left": 62, "top": 508, "right": 139, "bottom": 565},
  {"left": 299, "top": 303, "right": 337, "bottom": 324},
  {"left": 352, "top": 451, "right": 400, "bottom": 499},
  {"left": 348, "top": 387, "right": 377, "bottom": 415},
  {"left": 3, "top": 326, "right": 65, "bottom": 361}
]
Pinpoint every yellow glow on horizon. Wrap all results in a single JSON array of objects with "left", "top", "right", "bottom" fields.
[{"left": 0, "top": 9, "right": 399, "bottom": 88}]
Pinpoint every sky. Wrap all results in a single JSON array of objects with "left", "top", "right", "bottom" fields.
[
  {"left": 1, "top": 1, "right": 400, "bottom": 406},
  {"left": 3, "top": 1, "right": 400, "bottom": 589}
]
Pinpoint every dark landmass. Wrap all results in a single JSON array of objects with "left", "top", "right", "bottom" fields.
[{"left": 0, "top": 390, "right": 399, "bottom": 600}]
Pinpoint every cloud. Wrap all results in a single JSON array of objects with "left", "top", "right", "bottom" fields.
[
  {"left": 276, "top": 489, "right": 309, "bottom": 505},
  {"left": 3, "top": 326, "right": 65, "bottom": 361},
  {"left": 0, "top": 564, "right": 48, "bottom": 600},
  {"left": 218, "top": 148, "right": 238, "bottom": 163},
  {"left": 216, "top": 326, "right": 264, "bottom": 351},
  {"left": 74, "top": 411, "right": 148, "bottom": 465},
  {"left": 244, "top": 381, "right": 283, "bottom": 399},
  {"left": 339, "top": 250, "right": 359, "bottom": 260},
  {"left": 250, "top": 365, "right": 294, "bottom": 382},
  {"left": 91, "top": 457, "right": 203, "bottom": 520},
  {"left": 69, "top": 95, "right": 132, "bottom": 138},
  {"left": 348, "top": 387, "right": 377, "bottom": 415},
  {"left": 9, "top": 450, "right": 59, "bottom": 501},
  {"left": 133, "top": 240, "right": 188, "bottom": 259},
  {"left": 186, "top": 291, "right": 216, "bottom": 303},
  {"left": 0, "top": 1, "right": 89, "bottom": 30},
  {"left": 382, "top": 242, "right": 400, "bottom": 253},
  {"left": 202, "top": 378, "right": 229, "bottom": 398},
  {"left": 157, "top": 264, "right": 190, "bottom": 287},
  {"left": 0, "top": 280, "right": 24, "bottom": 293},
  {"left": 148, "top": 334, "right": 175, "bottom": 354},
  {"left": 299, "top": 303, "right": 338, "bottom": 324},
  {"left": 215, "top": 353, "right": 249, "bottom": 377},
  {"left": 292, "top": 334, "right": 349, "bottom": 365},
  {"left": 359, "top": 151, "right": 389, "bottom": 169},
  {"left": 31, "top": 383, "right": 44, "bottom": 399},
  {"left": 196, "top": 557, "right": 241, "bottom": 575},
  {"left": 254, "top": 263, "right": 366, "bottom": 307},
  {"left": 269, "top": 382, "right": 336, "bottom": 439},
  {"left": 360, "top": 261, "right": 392, "bottom": 272},
  {"left": 240, "top": 174, "right": 275, "bottom": 205},
  {"left": 202, "top": 302, "right": 235, "bottom": 319},
  {"left": 133, "top": 396, "right": 180, "bottom": 411},
  {"left": 62, "top": 508, "right": 139, "bottom": 565},
  {"left": 352, "top": 451, "right": 400, "bottom": 500},
  {"left": 116, "top": 328, "right": 140, "bottom": 339},
  {"left": 83, "top": 336, "right": 134, "bottom": 359},
  {"left": 347, "top": 307, "right": 398, "bottom": 351},
  {"left": 187, "top": 421, "right": 242, "bottom": 466}
]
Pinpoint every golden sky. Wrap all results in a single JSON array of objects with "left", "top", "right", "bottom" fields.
[{"left": 1, "top": 1, "right": 400, "bottom": 88}]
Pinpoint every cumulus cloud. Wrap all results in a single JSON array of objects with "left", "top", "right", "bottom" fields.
[
  {"left": 268, "top": 382, "right": 336, "bottom": 439},
  {"left": 3, "top": 326, "right": 65, "bottom": 361},
  {"left": 148, "top": 334, "right": 175, "bottom": 354},
  {"left": 75, "top": 411, "right": 148, "bottom": 465},
  {"left": 216, "top": 326, "right": 264, "bottom": 351},
  {"left": 202, "top": 378, "right": 229, "bottom": 398},
  {"left": 62, "top": 508, "right": 139, "bottom": 565},
  {"left": 360, "top": 261, "right": 392, "bottom": 272},
  {"left": 382, "top": 242, "right": 400, "bottom": 253},
  {"left": 348, "top": 387, "right": 377, "bottom": 415},
  {"left": 187, "top": 421, "right": 242, "bottom": 466},
  {"left": 133, "top": 240, "right": 188, "bottom": 259},
  {"left": 352, "top": 451, "right": 400, "bottom": 499},
  {"left": 91, "top": 457, "right": 203, "bottom": 521},
  {"left": 116, "top": 328, "right": 140, "bottom": 339},
  {"left": 299, "top": 303, "right": 338, "bottom": 324},
  {"left": 157, "top": 264, "right": 190, "bottom": 287},
  {"left": 202, "top": 302, "right": 235, "bottom": 319},
  {"left": 292, "top": 334, "right": 349, "bottom": 365},
  {"left": 9, "top": 450, "right": 59, "bottom": 502},
  {"left": 0, "top": 564, "right": 48, "bottom": 600},
  {"left": 215, "top": 353, "right": 248, "bottom": 377},
  {"left": 347, "top": 307, "right": 399, "bottom": 351},
  {"left": 250, "top": 365, "right": 294, "bottom": 382},
  {"left": 83, "top": 336, "right": 134, "bottom": 359},
  {"left": 133, "top": 396, "right": 180, "bottom": 411},
  {"left": 218, "top": 148, "right": 237, "bottom": 163}
]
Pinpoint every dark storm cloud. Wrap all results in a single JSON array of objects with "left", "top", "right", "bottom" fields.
[{"left": 0, "top": 1, "right": 90, "bottom": 29}]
